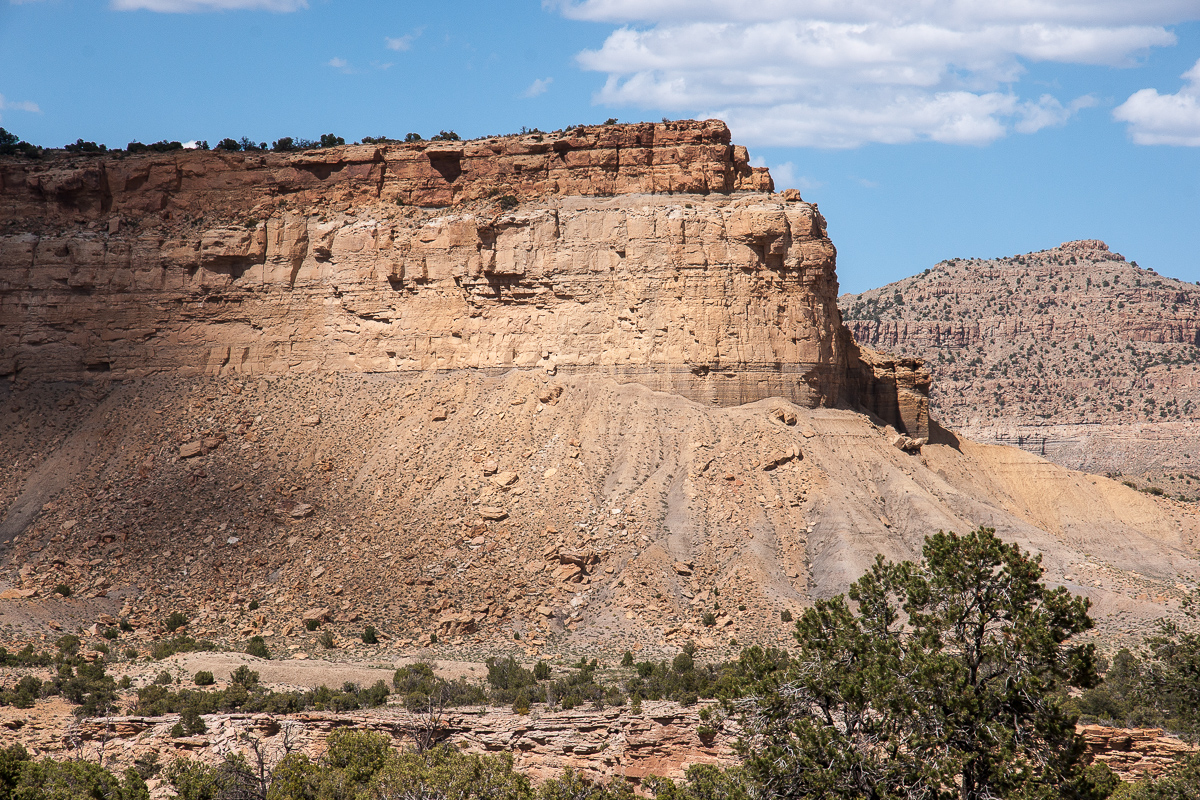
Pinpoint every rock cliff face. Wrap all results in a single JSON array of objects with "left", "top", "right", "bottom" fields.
[
  {"left": 841, "top": 240, "right": 1200, "bottom": 480},
  {"left": 1077, "top": 725, "right": 1197, "bottom": 780},
  {"left": 0, "top": 120, "right": 909, "bottom": 417}
]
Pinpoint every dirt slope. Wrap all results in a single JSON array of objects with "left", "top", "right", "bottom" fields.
[{"left": 3, "top": 371, "right": 1198, "bottom": 661}]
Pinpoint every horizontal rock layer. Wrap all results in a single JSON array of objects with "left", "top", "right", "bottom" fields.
[
  {"left": 39, "top": 710, "right": 1200, "bottom": 790},
  {"left": 0, "top": 120, "right": 921, "bottom": 428},
  {"left": 0, "top": 120, "right": 772, "bottom": 220}
]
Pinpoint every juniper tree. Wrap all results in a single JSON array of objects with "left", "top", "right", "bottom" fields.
[{"left": 737, "top": 526, "right": 1099, "bottom": 800}]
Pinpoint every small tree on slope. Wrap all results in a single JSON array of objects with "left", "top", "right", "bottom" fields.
[{"left": 736, "top": 526, "right": 1099, "bottom": 800}]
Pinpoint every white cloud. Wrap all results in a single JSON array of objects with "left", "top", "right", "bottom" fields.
[
  {"left": 1114, "top": 58, "right": 1200, "bottom": 145},
  {"left": 386, "top": 34, "right": 417, "bottom": 51},
  {"left": 112, "top": 0, "right": 306, "bottom": 10},
  {"left": 0, "top": 95, "right": 41, "bottom": 115},
  {"left": 553, "top": 1, "right": 1200, "bottom": 27},
  {"left": 552, "top": 0, "right": 1198, "bottom": 147},
  {"left": 327, "top": 57, "right": 352, "bottom": 74},
  {"left": 522, "top": 77, "right": 554, "bottom": 98}
]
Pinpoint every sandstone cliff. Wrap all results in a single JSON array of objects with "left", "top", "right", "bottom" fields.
[
  {"left": 841, "top": 240, "right": 1200, "bottom": 482},
  {"left": 0, "top": 121, "right": 905, "bottom": 417}
]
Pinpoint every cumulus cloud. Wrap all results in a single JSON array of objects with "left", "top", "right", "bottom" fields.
[
  {"left": 327, "top": 57, "right": 353, "bottom": 74},
  {"left": 111, "top": 0, "right": 306, "bottom": 10},
  {"left": 552, "top": 0, "right": 1197, "bottom": 147},
  {"left": 522, "top": 77, "right": 554, "bottom": 98},
  {"left": 1114, "top": 58, "right": 1200, "bottom": 145}
]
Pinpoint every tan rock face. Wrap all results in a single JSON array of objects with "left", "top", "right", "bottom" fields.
[
  {"left": 1079, "top": 724, "right": 1197, "bottom": 780},
  {"left": 0, "top": 120, "right": 914, "bottom": 424}
]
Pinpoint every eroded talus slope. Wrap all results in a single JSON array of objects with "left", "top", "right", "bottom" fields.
[
  {"left": 2, "top": 372, "right": 1196, "bottom": 658},
  {"left": 841, "top": 240, "right": 1200, "bottom": 485}
]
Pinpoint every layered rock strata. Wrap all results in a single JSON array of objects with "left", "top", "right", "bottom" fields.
[
  {"left": 0, "top": 120, "right": 919, "bottom": 426},
  {"left": 1079, "top": 725, "right": 1197, "bottom": 780},
  {"left": 2, "top": 701, "right": 1191, "bottom": 798},
  {"left": 841, "top": 240, "right": 1200, "bottom": 476},
  {"left": 57, "top": 703, "right": 734, "bottom": 791}
]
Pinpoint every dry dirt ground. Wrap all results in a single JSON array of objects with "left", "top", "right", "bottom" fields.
[{"left": 2, "top": 370, "right": 1200, "bottom": 666}]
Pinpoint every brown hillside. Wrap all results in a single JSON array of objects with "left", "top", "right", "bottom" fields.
[
  {"left": 3, "top": 373, "right": 1197, "bottom": 661},
  {"left": 841, "top": 240, "right": 1200, "bottom": 489}
]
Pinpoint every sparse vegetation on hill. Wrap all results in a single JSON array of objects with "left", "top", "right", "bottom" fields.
[
  {"left": 0, "top": 636, "right": 117, "bottom": 715},
  {"left": 126, "top": 140, "right": 185, "bottom": 153},
  {"left": 134, "top": 671, "right": 392, "bottom": 716},
  {"left": 840, "top": 241, "right": 1200, "bottom": 480},
  {"left": 12, "top": 528, "right": 1200, "bottom": 797},
  {"left": 0, "top": 127, "right": 41, "bottom": 157}
]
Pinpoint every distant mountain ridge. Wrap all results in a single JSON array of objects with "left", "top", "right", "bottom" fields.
[{"left": 840, "top": 240, "right": 1200, "bottom": 489}]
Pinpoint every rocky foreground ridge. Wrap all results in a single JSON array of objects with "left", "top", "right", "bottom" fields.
[
  {"left": 1, "top": 695, "right": 1189, "bottom": 792},
  {"left": 841, "top": 240, "right": 1200, "bottom": 484},
  {"left": 5, "top": 698, "right": 735, "bottom": 790}
]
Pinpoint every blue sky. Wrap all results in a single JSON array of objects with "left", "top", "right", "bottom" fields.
[{"left": 2, "top": 0, "right": 1199, "bottom": 293}]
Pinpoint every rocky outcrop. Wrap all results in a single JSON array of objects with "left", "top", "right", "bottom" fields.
[
  {"left": 0, "top": 120, "right": 921, "bottom": 426},
  {"left": 1079, "top": 725, "right": 1197, "bottom": 780},
  {"left": 61, "top": 703, "right": 735, "bottom": 792},
  {"left": 0, "top": 121, "right": 770, "bottom": 222},
  {"left": 52, "top": 713, "right": 1200, "bottom": 789},
  {"left": 844, "top": 343, "right": 931, "bottom": 441}
]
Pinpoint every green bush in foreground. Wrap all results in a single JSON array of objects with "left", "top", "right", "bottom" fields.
[
  {"left": 0, "top": 746, "right": 149, "bottom": 800},
  {"left": 737, "top": 527, "right": 1098, "bottom": 800},
  {"left": 152, "top": 635, "right": 217, "bottom": 660}
]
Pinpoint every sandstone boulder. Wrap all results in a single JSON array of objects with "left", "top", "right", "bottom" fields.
[{"left": 490, "top": 471, "right": 518, "bottom": 488}]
